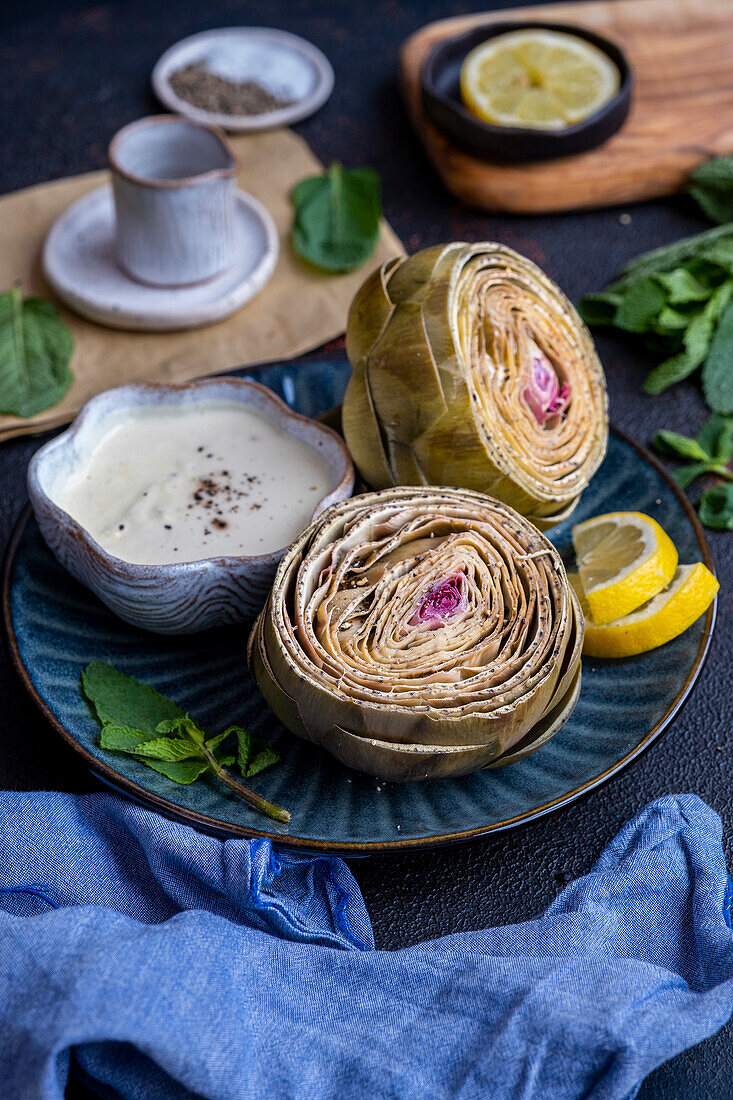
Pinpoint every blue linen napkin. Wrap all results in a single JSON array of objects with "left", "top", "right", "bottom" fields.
[{"left": 1, "top": 791, "right": 732, "bottom": 1100}]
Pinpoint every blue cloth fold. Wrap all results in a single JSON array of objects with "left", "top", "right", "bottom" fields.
[{"left": 1, "top": 791, "right": 732, "bottom": 1100}]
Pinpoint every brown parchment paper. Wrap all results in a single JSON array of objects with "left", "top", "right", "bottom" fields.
[{"left": 0, "top": 128, "right": 404, "bottom": 442}]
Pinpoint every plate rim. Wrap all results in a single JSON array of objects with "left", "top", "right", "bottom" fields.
[
  {"left": 3, "top": 424, "right": 716, "bottom": 853},
  {"left": 151, "top": 27, "right": 335, "bottom": 132}
]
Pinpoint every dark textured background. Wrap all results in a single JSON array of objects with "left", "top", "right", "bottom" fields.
[{"left": 3, "top": 2, "right": 732, "bottom": 1097}]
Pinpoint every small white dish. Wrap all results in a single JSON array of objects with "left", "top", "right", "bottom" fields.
[
  {"left": 152, "top": 28, "right": 334, "bottom": 132},
  {"left": 42, "top": 184, "right": 279, "bottom": 331},
  {"left": 28, "top": 378, "right": 354, "bottom": 634}
]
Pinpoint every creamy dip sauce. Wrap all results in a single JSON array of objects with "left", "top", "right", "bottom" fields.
[{"left": 57, "top": 402, "right": 333, "bottom": 564}]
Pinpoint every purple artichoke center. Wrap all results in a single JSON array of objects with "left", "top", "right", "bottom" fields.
[
  {"left": 410, "top": 573, "right": 467, "bottom": 627},
  {"left": 524, "top": 351, "right": 571, "bottom": 427}
]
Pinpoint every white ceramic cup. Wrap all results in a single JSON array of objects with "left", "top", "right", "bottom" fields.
[{"left": 109, "top": 115, "right": 240, "bottom": 287}]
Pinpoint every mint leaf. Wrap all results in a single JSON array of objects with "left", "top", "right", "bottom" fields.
[
  {"left": 652, "top": 413, "right": 733, "bottom": 489},
  {"left": 690, "top": 156, "right": 733, "bottom": 225},
  {"left": 613, "top": 224, "right": 733, "bottom": 289},
  {"left": 654, "top": 268, "right": 711, "bottom": 305},
  {"left": 127, "top": 737, "right": 203, "bottom": 762},
  {"left": 291, "top": 163, "right": 381, "bottom": 273},
  {"left": 655, "top": 306, "right": 693, "bottom": 333},
  {"left": 235, "top": 727, "right": 254, "bottom": 775},
  {"left": 0, "top": 287, "right": 74, "bottom": 419},
  {"left": 99, "top": 724, "right": 209, "bottom": 784},
  {"left": 246, "top": 746, "right": 281, "bottom": 778},
  {"left": 143, "top": 759, "right": 211, "bottom": 784},
  {"left": 644, "top": 282, "right": 733, "bottom": 395},
  {"left": 99, "top": 725, "right": 152, "bottom": 753},
  {"left": 699, "top": 483, "right": 733, "bottom": 528},
  {"left": 100, "top": 724, "right": 205, "bottom": 761},
  {"left": 672, "top": 462, "right": 718, "bottom": 490},
  {"left": 205, "top": 729, "right": 232, "bottom": 753},
  {"left": 653, "top": 429, "right": 711, "bottom": 462},
  {"left": 613, "top": 277, "right": 668, "bottom": 333},
  {"left": 82, "top": 661, "right": 182, "bottom": 736},
  {"left": 696, "top": 241, "right": 733, "bottom": 276},
  {"left": 577, "top": 291, "right": 621, "bottom": 327},
  {"left": 689, "top": 188, "right": 733, "bottom": 226},
  {"left": 155, "top": 715, "right": 205, "bottom": 748},
  {"left": 702, "top": 297, "right": 733, "bottom": 414},
  {"left": 697, "top": 413, "right": 733, "bottom": 462},
  {"left": 690, "top": 156, "right": 733, "bottom": 191},
  {"left": 233, "top": 726, "right": 280, "bottom": 778},
  {"left": 670, "top": 461, "right": 733, "bottom": 489},
  {"left": 643, "top": 343, "right": 705, "bottom": 395}
]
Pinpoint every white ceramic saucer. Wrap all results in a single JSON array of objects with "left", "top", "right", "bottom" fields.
[
  {"left": 152, "top": 28, "right": 334, "bottom": 132},
  {"left": 42, "top": 184, "right": 279, "bottom": 332}
]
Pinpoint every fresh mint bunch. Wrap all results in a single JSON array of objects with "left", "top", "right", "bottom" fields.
[
  {"left": 579, "top": 231, "right": 733, "bottom": 413},
  {"left": 579, "top": 152, "right": 733, "bottom": 415},
  {"left": 81, "top": 661, "right": 288, "bottom": 823}
]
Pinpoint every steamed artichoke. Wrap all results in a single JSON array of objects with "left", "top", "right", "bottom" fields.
[
  {"left": 248, "top": 486, "right": 583, "bottom": 781},
  {"left": 343, "top": 243, "right": 608, "bottom": 529}
]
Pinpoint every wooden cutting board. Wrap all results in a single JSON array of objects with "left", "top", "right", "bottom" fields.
[{"left": 400, "top": 0, "right": 733, "bottom": 213}]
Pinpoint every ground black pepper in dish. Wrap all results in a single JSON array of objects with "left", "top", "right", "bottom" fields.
[{"left": 168, "top": 62, "right": 295, "bottom": 116}]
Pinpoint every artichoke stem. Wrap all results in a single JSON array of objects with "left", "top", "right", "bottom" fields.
[{"left": 202, "top": 744, "right": 291, "bottom": 824}]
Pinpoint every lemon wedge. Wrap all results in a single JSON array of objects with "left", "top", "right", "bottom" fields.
[
  {"left": 460, "top": 29, "right": 620, "bottom": 131},
  {"left": 570, "top": 564, "right": 718, "bottom": 658},
  {"left": 571, "top": 512, "right": 678, "bottom": 626}
]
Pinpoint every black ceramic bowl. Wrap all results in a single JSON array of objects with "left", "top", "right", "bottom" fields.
[{"left": 421, "top": 21, "right": 633, "bottom": 164}]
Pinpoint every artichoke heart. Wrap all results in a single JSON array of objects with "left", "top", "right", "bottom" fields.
[
  {"left": 248, "top": 486, "right": 583, "bottom": 781},
  {"left": 343, "top": 242, "right": 608, "bottom": 529}
]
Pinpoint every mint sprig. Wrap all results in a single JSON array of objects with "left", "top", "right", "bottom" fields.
[
  {"left": 652, "top": 413, "right": 733, "bottom": 529},
  {"left": 81, "top": 662, "right": 289, "bottom": 823},
  {"left": 580, "top": 252, "right": 733, "bottom": 412}
]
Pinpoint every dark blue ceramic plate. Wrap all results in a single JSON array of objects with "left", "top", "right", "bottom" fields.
[{"left": 3, "top": 359, "right": 716, "bottom": 853}]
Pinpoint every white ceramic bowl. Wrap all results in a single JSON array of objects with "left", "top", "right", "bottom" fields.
[
  {"left": 28, "top": 378, "right": 354, "bottom": 634},
  {"left": 152, "top": 28, "right": 334, "bottom": 132}
]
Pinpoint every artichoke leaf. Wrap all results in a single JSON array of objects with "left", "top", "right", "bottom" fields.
[
  {"left": 321, "top": 725, "right": 504, "bottom": 782},
  {"left": 344, "top": 256, "right": 402, "bottom": 374},
  {"left": 487, "top": 664, "right": 582, "bottom": 770},
  {"left": 341, "top": 365, "right": 394, "bottom": 489}
]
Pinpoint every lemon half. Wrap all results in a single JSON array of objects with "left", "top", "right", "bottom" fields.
[
  {"left": 460, "top": 29, "right": 620, "bottom": 131},
  {"left": 570, "top": 564, "right": 718, "bottom": 658},
  {"left": 571, "top": 512, "right": 678, "bottom": 626}
]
